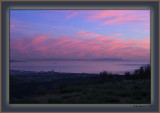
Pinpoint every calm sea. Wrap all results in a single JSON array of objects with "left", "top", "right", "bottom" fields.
[{"left": 10, "top": 60, "right": 149, "bottom": 74}]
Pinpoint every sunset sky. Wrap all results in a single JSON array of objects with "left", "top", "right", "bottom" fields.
[{"left": 10, "top": 10, "right": 150, "bottom": 62}]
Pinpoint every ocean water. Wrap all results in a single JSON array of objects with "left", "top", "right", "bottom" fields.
[{"left": 10, "top": 60, "right": 149, "bottom": 74}]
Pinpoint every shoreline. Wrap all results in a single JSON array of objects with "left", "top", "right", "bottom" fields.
[{"left": 10, "top": 69, "right": 124, "bottom": 76}]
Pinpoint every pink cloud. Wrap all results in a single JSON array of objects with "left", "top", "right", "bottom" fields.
[
  {"left": 10, "top": 18, "right": 22, "bottom": 24},
  {"left": 77, "top": 31, "right": 122, "bottom": 41},
  {"left": 77, "top": 31, "right": 100, "bottom": 37},
  {"left": 11, "top": 28, "right": 36, "bottom": 35},
  {"left": 141, "top": 38, "right": 150, "bottom": 42},
  {"left": 10, "top": 25, "right": 15, "bottom": 28},
  {"left": 103, "top": 16, "right": 145, "bottom": 25},
  {"left": 52, "top": 25, "right": 63, "bottom": 29},
  {"left": 32, "top": 34, "right": 49, "bottom": 44},
  {"left": 10, "top": 32, "right": 150, "bottom": 61},
  {"left": 87, "top": 10, "right": 149, "bottom": 25},
  {"left": 88, "top": 10, "right": 125, "bottom": 21},
  {"left": 96, "top": 34, "right": 122, "bottom": 41},
  {"left": 66, "top": 12, "right": 79, "bottom": 20},
  {"left": 10, "top": 22, "right": 36, "bottom": 35},
  {"left": 35, "top": 24, "right": 48, "bottom": 27},
  {"left": 10, "top": 18, "right": 34, "bottom": 29}
]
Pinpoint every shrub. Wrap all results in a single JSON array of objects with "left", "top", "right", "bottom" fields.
[
  {"left": 59, "top": 83, "right": 67, "bottom": 89},
  {"left": 133, "top": 64, "right": 151, "bottom": 79},
  {"left": 47, "top": 98, "right": 62, "bottom": 103},
  {"left": 59, "top": 87, "right": 82, "bottom": 94},
  {"left": 119, "top": 92, "right": 132, "bottom": 97},
  {"left": 124, "top": 72, "right": 132, "bottom": 80},
  {"left": 132, "top": 95, "right": 143, "bottom": 100},
  {"left": 103, "top": 96, "right": 120, "bottom": 103},
  {"left": 61, "top": 95, "right": 71, "bottom": 99},
  {"left": 100, "top": 71, "right": 108, "bottom": 79},
  {"left": 37, "top": 90, "right": 47, "bottom": 95},
  {"left": 18, "top": 98, "right": 40, "bottom": 104}
]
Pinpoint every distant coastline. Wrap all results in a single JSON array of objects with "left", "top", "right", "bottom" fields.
[
  {"left": 10, "top": 58, "right": 128, "bottom": 62},
  {"left": 10, "top": 59, "right": 149, "bottom": 75}
]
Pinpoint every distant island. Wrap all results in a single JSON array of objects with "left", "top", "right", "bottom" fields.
[{"left": 10, "top": 58, "right": 127, "bottom": 62}]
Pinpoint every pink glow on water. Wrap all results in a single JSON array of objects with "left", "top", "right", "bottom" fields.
[{"left": 10, "top": 60, "right": 149, "bottom": 74}]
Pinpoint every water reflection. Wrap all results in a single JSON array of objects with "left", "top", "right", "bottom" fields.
[{"left": 10, "top": 60, "right": 149, "bottom": 74}]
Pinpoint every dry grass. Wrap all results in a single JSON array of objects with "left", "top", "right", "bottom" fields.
[{"left": 12, "top": 79, "right": 150, "bottom": 104}]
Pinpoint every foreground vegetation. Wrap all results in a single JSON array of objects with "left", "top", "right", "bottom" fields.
[{"left": 10, "top": 64, "right": 151, "bottom": 104}]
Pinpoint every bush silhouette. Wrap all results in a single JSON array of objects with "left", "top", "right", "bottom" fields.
[
  {"left": 133, "top": 64, "right": 150, "bottom": 79},
  {"left": 100, "top": 64, "right": 150, "bottom": 80}
]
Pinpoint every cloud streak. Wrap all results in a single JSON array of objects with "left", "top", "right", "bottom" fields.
[
  {"left": 10, "top": 31, "right": 150, "bottom": 62},
  {"left": 87, "top": 10, "right": 149, "bottom": 25},
  {"left": 66, "top": 12, "right": 79, "bottom": 20},
  {"left": 10, "top": 10, "right": 150, "bottom": 62}
]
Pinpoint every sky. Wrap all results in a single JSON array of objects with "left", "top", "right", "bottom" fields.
[{"left": 10, "top": 10, "right": 150, "bottom": 62}]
